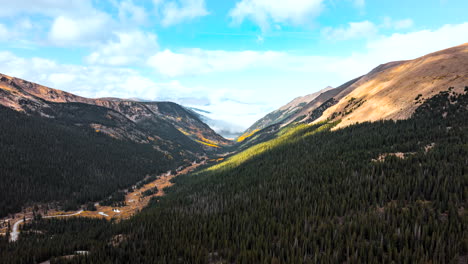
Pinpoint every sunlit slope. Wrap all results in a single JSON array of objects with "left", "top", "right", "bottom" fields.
[
  {"left": 317, "top": 42, "right": 468, "bottom": 128},
  {"left": 240, "top": 86, "right": 334, "bottom": 139},
  {"left": 241, "top": 43, "right": 468, "bottom": 137},
  {"left": 207, "top": 121, "right": 339, "bottom": 173}
]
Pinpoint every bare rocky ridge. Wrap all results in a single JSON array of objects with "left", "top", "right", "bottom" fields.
[
  {"left": 281, "top": 77, "right": 364, "bottom": 126},
  {"left": 0, "top": 73, "right": 229, "bottom": 150},
  {"left": 241, "top": 42, "right": 468, "bottom": 139},
  {"left": 240, "top": 86, "right": 334, "bottom": 140},
  {"left": 316, "top": 43, "right": 468, "bottom": 128}
]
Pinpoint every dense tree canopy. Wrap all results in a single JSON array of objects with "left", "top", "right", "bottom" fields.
[{"left": 0, "top": 106, "right": 187, "bottom": 217}]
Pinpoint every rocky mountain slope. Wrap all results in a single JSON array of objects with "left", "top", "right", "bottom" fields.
[
  {"left": 316, "top": 43, "right": 468, "bottom": 128},
  {"left": 241, "top": 42, "right": 468, "bottom": 141},
  {"left": 0, "top": 73, "right": 230, "bottom": 150},
  {"left": 239, "top": 86, "right": 334, "bottom": 142}
]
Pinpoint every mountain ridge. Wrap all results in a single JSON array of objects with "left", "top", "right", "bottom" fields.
[
  {"left": 242, "top": 42, "right": 468, "bottom": 139},
  {"left": 0, "top": 73, "right": 230, "bottom": 149},
  {"left": 239, "top": 85, "right": 334, "bottom": 141},
  {"left": 316, "top": 43, "right": 468, "bottom": 127}
]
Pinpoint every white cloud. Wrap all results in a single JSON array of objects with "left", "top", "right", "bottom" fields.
[
  {"left": 323, "top": 22, "right": 468, "bottom": 80},
  {"left": 48, "top": 73, "right": 77, "bottom": 86},
  {"left": 229, "top": 0, "right": 324, "bottom": 31},
  {"left": 0, "top": 51, "right": 162, "bottom": 99},
  {"left": 323, "top": 18, "right": 415, "bottom": 41},
  {"left": 0, "top": 0, "right": 95, "bottom": 17},
  {"left": 0, "top": 0, "right": 125, "bottom": 47},
  {"left": 15, "top": 18, "right": 33, "bottom": 30},
  {"left": 382, "top": 17, "right": 414, "bottom": 30},
  {"left": 365, "top": 23, "right": 468, "bottom": 61},
  {"left": 353, "top": 0, "right": 365, "bottom": 8},
  {"left": 155, "top": 0, "right": 209, "bottom": 27},
  {"left": 147, "top": 49, "right": 283, "bottom": 77},
  {"left": 393, "top": 19, "right": 414, "bottom": 29},
  {"left": 48, "top": 15, "right": 113, "bottom": 46},
  {"left": 86, "top": 31, "right": 158, "bottom": 66},
  {"left": 322, "top": 20, "right": 378, "bottom": 40},
  {"left": 0, "top": 24, "right": 9, "bottom": 41},
  {"left": 117, "top": 0, "right": 148, "bottom": 25}
]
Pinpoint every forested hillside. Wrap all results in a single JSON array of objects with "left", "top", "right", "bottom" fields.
[
  {"left": 0, "top": 105, "right": 188, "bottom": 217},
  {"left": 2, "top": 87, "right": 466, "bottom": 263},
  {"left": 0, "top": 72, "right": 230, "bottom": 217}
]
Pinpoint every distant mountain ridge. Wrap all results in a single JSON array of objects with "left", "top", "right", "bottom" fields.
[
  {"left": 240, "top": 86, "right": 334, "bottom": 141},
  {"left": 0, "top": 73, "right": 230, "bottom": 150}
]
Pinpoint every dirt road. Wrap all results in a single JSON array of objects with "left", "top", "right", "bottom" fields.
[{"left": 10, "top": 210, "right": 83, "bottom": 242}]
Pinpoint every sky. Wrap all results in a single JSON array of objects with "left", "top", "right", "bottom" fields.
[{"left": 0, "top": 0, "right": 467, "bottom": 135}]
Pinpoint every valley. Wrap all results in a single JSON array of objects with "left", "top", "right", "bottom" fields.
[
  {"left": 1, "top": 0, "right": 467, "bottom": 262},
  {"left": 0, "top": 156, "right": 216, "bottom": 242},
  {"left": 0, "top": 44, "right": 466, "bottom": 264}
]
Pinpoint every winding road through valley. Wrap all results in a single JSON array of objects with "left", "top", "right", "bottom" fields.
[{"left": 10, "top": 210, "right": 84, "bottom": 242}]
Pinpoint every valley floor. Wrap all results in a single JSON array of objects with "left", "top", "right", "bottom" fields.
[{"left": 0, "top": 157, "right": 210, "bottom": 242}]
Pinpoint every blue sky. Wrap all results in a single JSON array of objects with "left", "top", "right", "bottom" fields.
[{"left": 0, "top": 0, "right": 467, "bottom": 134}]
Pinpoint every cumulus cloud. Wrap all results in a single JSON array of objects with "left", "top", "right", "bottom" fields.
[
  {"left": 323, "top": 17, "right": 415, "bottom": 41},
  {"left": 0, "top": 51, "right": 161, "bottom": 99},
  {"left": 0, "top": 0, "right": 142, "bottom": 47},
  {"left": 0, "top": 0, "right": 95, "bottom": 17},
  {"left": 323, "top": 22, "right": 468, "bottom": 80},
  {"left": 85, "top": 31, "right": 158, "bottom": 66},
  {"left": 365, "top": 23, "right": 468, "bottom": 61},
  {"left": 116, "top": 0, "right": 148, "bottom": 25},
  {"left": 147, "top": 49, "right": 283, "bottom": 77},
  {"left": 0, "top": 24, "right": 9, "bottom": 41},
  {"left": 322, "top": 20, "right": 378, "bottom": 40},
  {"left": 155, "top": 0, "right": 209, "bottom": 27},
  {"left": 48, "top": 14, "right": 114, "bottom": 46},
  {"left": 229, "top": 0, "right": 324, "bottom": 31},
  {"left": 382, "top": 17, "right": 414, "bottom": 29}
]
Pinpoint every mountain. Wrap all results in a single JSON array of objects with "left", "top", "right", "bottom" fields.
[
  {"left": 0, "top": 73, "right": 229, "bottom": 148},
  {"left": 239, "top": 86, "right": 334, "bottom": 142},
  {"left": 0, "top": 73, "right": 231, "bottom": 217},
  {"left": 240, "top": 43, "right": 468, "bottom": 142},
  {"left": 1, "top": 44, "right": 467, "bottom": 264},
  {"left": 316, "top": 43, "right": 468, "bottom": 128},
  {"left": 8, "top": 66, "right": 466, "bottom": 263}
]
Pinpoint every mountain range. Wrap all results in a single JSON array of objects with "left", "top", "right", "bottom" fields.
[{"left": 0, "top": 43, "right": 467, "bottom": 264}]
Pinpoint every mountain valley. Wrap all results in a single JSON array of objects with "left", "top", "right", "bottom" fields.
[{"left": 0, "top": 44, "right": 467, "bottom": 264}]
